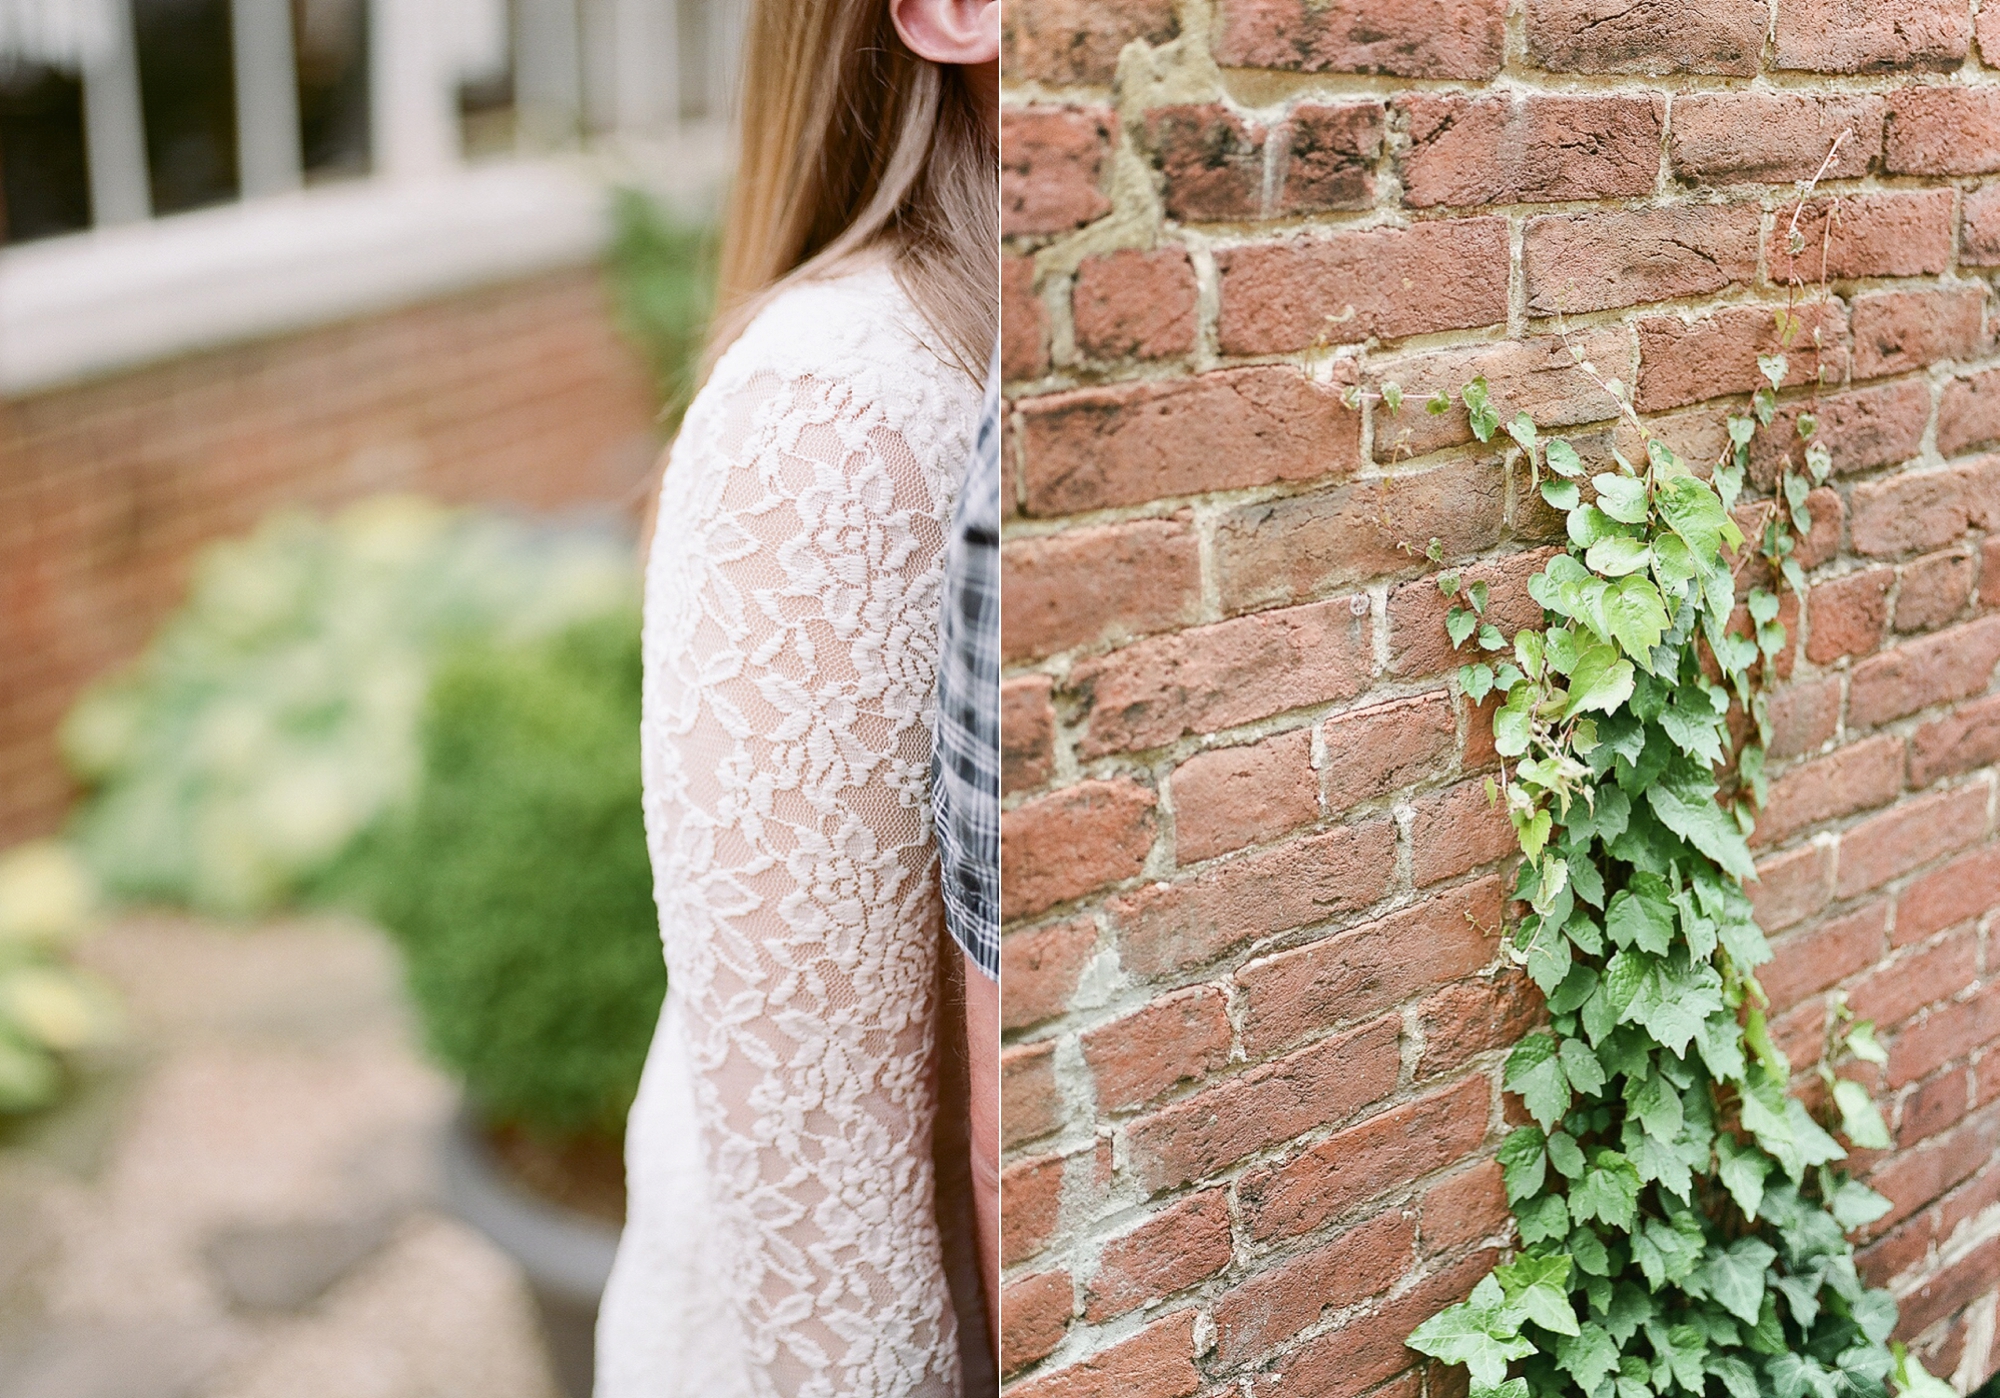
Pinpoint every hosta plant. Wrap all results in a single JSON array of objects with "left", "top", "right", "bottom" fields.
[{"left": 1348, "top": 355, "right": 1953, "bottom": 1398}]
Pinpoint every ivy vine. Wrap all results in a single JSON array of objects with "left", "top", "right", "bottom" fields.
[{"left": 1343, "top": 341, "right": 1954, "bottom": 1397}]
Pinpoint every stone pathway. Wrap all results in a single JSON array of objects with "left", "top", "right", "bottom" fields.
[{"left": 0, "top": 914, "right": 560, "bottom": 1398}]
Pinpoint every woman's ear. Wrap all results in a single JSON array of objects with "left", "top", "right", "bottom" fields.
[{"left": 889, "top": 0, "right": 1000, "bottom": 66}]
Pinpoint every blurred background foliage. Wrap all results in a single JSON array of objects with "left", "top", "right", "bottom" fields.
[
  {"left": 604, "top": 184, "right": 716, "bottom": 431},
  {"left": 0, "top": 841, "right": 119, "bottom": 1113}
]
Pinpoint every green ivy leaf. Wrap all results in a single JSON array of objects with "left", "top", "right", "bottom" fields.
[
  {"left": 1602, "top": 576, "right": 1669, "bottom": 663},
  {"left": 1828, "top": 1177, "right": 1893, "bottom": 1231},
  {"left": 1716, "top": 1135, "right": 1770, "bottom": 1218},
  {"left": 1447, "top": 606, "right": 1478, "bottom": 648},
  {"left": 1407, "top": 1275, "right": 1534, "bottom": 1386},
  {"left": 1566, "top": 645, "right": 1636, "bottom": 718},
  {"left": 1632, "top": 1211, "right": 1705, "bottom": 1288},
  {"left": 1832, "top": 1079, "right": 1893, "bottom": 1149},
  {"left": 1557, "top": 1322, "right": 1620, "bottom": 1392},
  {"left": 1606, "top": 886, "right": 1675, "bottom": 956},
  {"left": 1496, "top": 1252, "right": 1579, "bottom": 1336},
  {"left": 1708, "top": 1354, "right": 1761, "bottom": 1398},
  {"left": 1657, "top": 474, "right": 1740, "bottom": 559},
  {"left": 1625, "top": 1069, "right": 1684, "bottom": 1140},
  {"left": 1592, "top": 474, "right": 1649, "bottom": 525},
  {"left": 1546, "top": 438, "right": 1585, "bottom": 478},
  {"left": 1506, "top": 1032, "right": 1571, "bottom": 1130},
  {"left": 1560, "top": 1036, "right": 1608, "bottom": 1096},
  {"left": 1518, "top": 1191, "right": 1571, "bottom": 1245},
  {"left": 1571, "top": 1150, "right": 1640, "bottom": 1231},
  {"left": 1647, "top": 775, "right": 1756, "bottom": 880},
  {"left": 1699, "top": 1237, "right": 1777, "bottom": 1323},
  {"left": 1542, "top": 478, "right": 1582, "bottom": 512},
  {"left": 1586, "top": 536, "right": 1653, "bottom": 578}
]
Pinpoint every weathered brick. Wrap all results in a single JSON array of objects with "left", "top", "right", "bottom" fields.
[
  {"left": 1963, "top": 185, "right": 2000, "bottom": 267},
  {"left": 1003, "top": 255, "right": 1050, "bottom": 380},
  {"left": 1007, "top": 1309, "right": 1201, "bottom": 1398},
  {"left": 1003, "top": 675, "right": 1057, "bottom": 794},
  {"left": 1897, "top": 548, "right": 1977, "bottom": 634},
  {"left": 1898, "top": 1236, "right": 2000, "bottom": 1339},
  {"left": 1792, "top": 488, "right": 1846, "bottom": 572},
  {"left": 1769, "top": 676, "right": 1841, "bottom": 759},
  {"left": 1387, "top": 550, "right": 1556, "bottom": 679},
  {"left": 1003, "top": 0, "right": 1179, "bottom": 87},
  {"left": 1003, "top": 1153, "right": 1067, "bottom": 1265},
  {"left": 1213, "top": 458, "right": 1507, "bottom": 615},
  {"left": 1899, "top": 845, "right": 2000, "bottom": 945},
  {"left": 1082, "top": 985, "right": 1235, "bottom": 1112},
  {"left": 1938, "top": 369, "right": 2000, "bottom": 458},
  {"left": 1526, "top": 0, "right": 1766, "bottom": 74},
  {"left": 1320, "top": 690, "right": 1459, "bottom": 813},
  {"left": 1836, "top": 782, "right": 1989, "bottom": 898},
  {"left": 1239, "top": 1075, "right": 1492, "bottom": 1243},
  {"left": 1124, "top": 1014, "right": 1402, "bottom": 1191},
  {"left": 1670, "top": 92, "right": 1885, "bottom": 185},
  {"left": 1004, "top": 1040, "right": 1064, "bottom": 1148},
  {"left": 1072, "top": 248, "right": 1199, "bottom": 361},
  {"left": 1850, "top": 616, "right": 2000, "bottom": 728},
  {"left": 1004, "top": 107, "right": 1116, "bottom": 236},
  {"left": 1852, "top": 924, "right": 1980, "bottom": 1030},
  {"left": 1215, "top": 219, "right": 1511, "bottom": 354},
  {"left": 1888, "top": 988, "right": 2000, "bottom": 1092},
  {"left": 1770, "top": 190, "right": 1957, "bottom": 283},
  {"left": 1170, "top": 728, "right": 1318, "bottom": 863},
  {"left": 1003, "top": 917, "right": 1098, "bottom": 1030},
  {"left": 1277, "top": 103, "right": 1387, "bottom": 215},
  {"left": 1982, "top": 4, "right": 2000, "bottom": 65},
  {"left": 1911, "top": 694, "right": 2000, "bottom": 790},
  {"left": 1773, "top": 0, "right": 1970, "bottom": 72},
  {"left": 1851, "top": 285, "right": 1986, "bottom": 380},
  {"left": 1748, "top": 381, "right": 1929, "bottom": 492},
  {"left": 1409, "top": 779, "right": 1517, "bottom": 887},
  {"left": 1420, "top": 1159, "right": 1510, "bottom": 1254},
  {"left": 1397, "top": 92, "right": 1663, "bottom": 208},
  {"left": 1808, "top": 568, "right": 1893, "bottom": 664},
  {"left": 1144, "top": 104, "right": 1266, "bottom": 223},
  {"left": 1003, "top": 518, "right": 1203, "bottom": 661},
  {"left": 1756, "top": 734, "right": 1906, "bottom": 846},
  {"left": 1213, "top": 0, "right": 1507, "bottom": 78},
  {"left": 1212, "top": 1209, "right": 1415, "bottom": 1364},
  {"left": 1084, "top": 1190, "right": 1233, "bottom": 1321},
  {"left": 1002, "top": 779, "right": 1159, "bottom": 919},
  {"left": 1001, "top": 1271, "right": 1074, "bottom": 1376},
  {"left": 1369, "top": 330, "right": 1628, "bottom": 461},
  {"left": 1414, "top": 968, "right": 1547, "bottom": 1081},
  {"left": 1851, "top": 458, "right": 2000, "bottom": 559},
  {"left": 1764, "top": 902, "right": 1889, "bottom": 1012},
  {"left": 1070, "top": 596, "right": 1373, "bottom": 759},
  {"left": 1019, "top": 365, "right": 1358, "bottom": 516},
  {"left": 1111, "top": 820, "right": 1399, "bottom": 976},
  {"left": 1236, "top": 876, "right": 1504, "bottom": 1059},
  {"left": 1887, "top": 87, "right": 2000, "bottom": 176},
  {"left": 1751, "top": 843, "right": 1834, "bottom": 932},
  {"left": 1635, "top": 301, "right": 1850, "bottom": 412},
  {"left": 1869, "top": 1100, "right": 2000, "bottom": 1228},
  {"left": 1897, "top": 1067, "right": 1972, "bottom": 1149},
  {"left": 1524, "top": 204, "right": 1760, "bottom": 316}
]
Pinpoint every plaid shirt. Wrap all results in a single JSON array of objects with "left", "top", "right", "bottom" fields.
[{"left": 932, "top": 349, "right": 1001, "bottom": 980}]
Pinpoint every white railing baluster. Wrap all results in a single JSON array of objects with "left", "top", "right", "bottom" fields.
[
  {"left": 514, "top": 0, "right": 581, "bottom": 148},
  {"left": 80, "top": 0, "right": 148, "bottom": 224},
  {"left": 369, "top": 0, "right": 457, "bottom": 180},
  {"left": 231, "top": 0, "right": 303, "bottom": 196}
]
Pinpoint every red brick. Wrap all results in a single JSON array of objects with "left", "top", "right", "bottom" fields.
[
  {"left": 1143, "top": 104, "right": 1266, "bottom": 223},
  {"left": 1898, "top": 844, "right": 2000, "bottom": 945},
  {"left": 1070, "top": 597, "right": 1373, "bottom": 759},
  {"left": 1852, "top": 285, "right": 1987, "bottom": 380},
  {"left": 1369, "top": 330, "right": 1628, "bottom": 462},
  {"left": 1214, "top": 458, "right": 1506, "bottom": 615},
  {"left": 1524, "top": 204, "right": 1760, "bottom": 316},
  {"left": 1004, "top": 675, "right": 1057, "bottom": 794},
  {"left": 1004, "top": 1040, "right": 1064, "bottom": 1149},
  {"left": 1774, "top": 0, "right": 1970, "bottom": 72},
  {"left": 1212, "top": 0, "right": 1506, "bottom": 78},
  {"left": 1770, "top": 676, "right": 1841, "bottom": 759},
  {"left": 1170, "top": 729, "right": 1319, "bottom": 863},
  {"left": 1756, "top": 734, "right": 1906, "bottom": 846},
  {"left": 1236, "top": 877, "right": 1504, "bottom": 1059},
  {"left": 1897, "top": 548, "right": 1977, "bottom": 634},
  {"left": 1084, "top": 1190, "right": 1233, "bottom": 1321},
  {"left": 1320, "top": 691, "right": 1459, "bottom": 813},
  {"left": 1409, "top": 780, "right": 1517, "bottom": 887},
  {"left": 1215, "top": 219, "right": 1511, "bottom": 354},
  {"left": 1850, "top": 617, "right": 2000, "bottom": 728},
  {"left": 1072, "top": 249, "right": 1198, "bottom": 362},
  {"left": 1792, "top": 488, "right": 1846, "bottom": 572},
  {"left": 1837, "top": 783, "right": 1990, "bottom": 898},
  {"left": 1003, "top": 918, "right": 1099, "bottom": 1030},
  {"left": 1912, "top": 695, "right": 2000, "bottom": 790},
  {"left": 1670, "top": 92, "right": 1885, "bottom": 185},
  {"left": 1212, "top": 1209, "right": 1415, "bottom": 1364},
  {"left": 1807, "top": 568, "right": 1893, "bottom": 664},
  {"left": 1851, "top": 458, "right": 2000, "bottom": 559},
  {"left": 1526, "top": 0, "right": 1766, "bottom": 74},
  {"left": 1897, "top": 1067, "right": 1972, "bottom": 1149},
  {"left": 1890, "top": 993, "right": 2000, "bottom": 1093},
  {"left": 1396, "top": 92, "right": 1663, "bottom": 208},
  {"left": 1002, "top": 0, "right": 1179, "bottom": 86},
  {"left": 1985, "top": 539, "right": 2000, "bottom": 607},
  {"left": 1002, "top": 779, "right": 1159, "bottom": 919},
  {"left": 1963, "top": 185, "right": 2000, "bottom": 267},
  {"left": 1414, "top": 968, "right": 1547, "bottom": 1081},
  {"left": 1635, "top": 301, "right": 1850, "bottom": 412},
  {"left": 1007, "top": 1309, "right": 1201, "bottom": 1398},
  {"left": 1420, "top": 1159, "right": 1509, "bottom": 1254},
  {"left": 1239, "top": 1076, "right": 1491, "bottom": 1243},
  {"left": 1124, "top": 1014, "right": 1402, "bottom": 1191},
  {"left": 1386, "top": 550, "right": 1556, "bottom": 680},
  {"left": 1250, "top": 1249, "right": 1496, "bottom": 1398},
  {"left": 1003, "top": 518, "right": 1203, "bottom": 661},
  {"left": 1853, "top": 925, "right": 1981, "bottom": 1031},
  {"left": 1004, "top": 256, "right": 1050, "bottom": 381},
  {"left": 1764, "top": 902, "right": 1890, "bottom": 1012},
  {"left": 1277, "top": 103, "right": 1388, "bottom": 215},
  {"left": 1899, "top": 1236, "right": 2000, "bottom": 1339},
  {"left": 1939, "top": 368, "right": 2000, "bottom": 458},
  {"left": 1003, "top": 1152, "right": 1067, "bottom": 1265},
  {"left": 1004, "top": 107, "right": 1115, "bottom": 236},
  {"left": 1983, "top": 4, "right": 2000, "bottom": 65},
  {"left": 1001, "top": 1271, "right": 1074, "bottom": 1376},
  {"left": 1770, "top": 190, "right": 1957, "bottom": 283},
  {"left": 1082, "top": 985, "right": 1234, "bottom": 1112},
  {"left": 1111, "top": 820, "right": 1399, "bottom": 976},
  {"left": 1749, "top": 382, "right": 1930, "bottom": 492},
  {"left": 1751, "top": 843, "right": 1834, "bottom": 932},
  {"left": 1019, "top": 365, "right": 1359, "bottom": 516},
  {"left": 1888, "top": 87, "right": 2000, "bottom": 176}
]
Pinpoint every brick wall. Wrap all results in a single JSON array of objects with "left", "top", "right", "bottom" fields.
[
  {"left": 1000, "top": 1, "right": 2000, "bottom": 1391},
  {"left": 0, "top": 267, "right": 658, "bottom": 845}
]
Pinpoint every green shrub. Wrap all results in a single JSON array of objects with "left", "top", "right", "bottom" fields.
[
  {"left": 604, "top": 186, "right": 715, "bottom": 428},
  {"left": 365, "top": 609, "right": 664, "bottom": 1139}
]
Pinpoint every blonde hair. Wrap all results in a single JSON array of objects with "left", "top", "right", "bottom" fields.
[{"left": 707, "top": 0, "right": 997, "bottom": 383}]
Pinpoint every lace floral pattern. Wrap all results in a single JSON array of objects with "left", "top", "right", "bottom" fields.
[{"left": 597, "top": 265, "right": 977, "bottom": 1398}]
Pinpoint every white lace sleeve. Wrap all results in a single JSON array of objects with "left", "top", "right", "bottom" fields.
[{"left": 621, "top": 269, "right": 972, "bottom": 1398}]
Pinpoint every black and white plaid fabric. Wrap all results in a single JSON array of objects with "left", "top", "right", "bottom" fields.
[{"left": 932, "top": 346, "right": 1002, "bottom": 980}]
